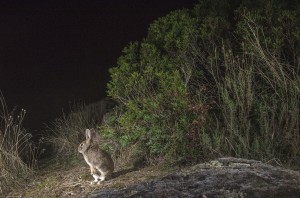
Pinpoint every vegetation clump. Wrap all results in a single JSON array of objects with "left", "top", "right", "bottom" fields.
[
  {"left": 102, "top": 0, "right": 300, "bottom": 164},
  {"left": 0, "top": 95, "right": 37, "bottom": 195},
  {"left": 45, "top": 99, "right": 112, "bottom": 160}
]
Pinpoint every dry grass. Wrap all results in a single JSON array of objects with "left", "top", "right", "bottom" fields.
[
  {"left": 45, "top": 100, "right": 111, "bottom": 159},
  {"left": 0, "top": 94, "right": 37, "bottom": 196},
  {"left": 8, "top": 157, "right": 177, "bottom": 198},
  {"left": 188, "top": 19, "right": 300, "bottom": 162}
]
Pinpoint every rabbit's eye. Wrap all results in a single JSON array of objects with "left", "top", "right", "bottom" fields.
[{"left": 80, "top": 143, "right": 84, "bottom": 147}]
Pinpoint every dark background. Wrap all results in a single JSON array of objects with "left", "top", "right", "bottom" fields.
[{"left": 0, "top": 0, "right": 196, "bottom": 133}]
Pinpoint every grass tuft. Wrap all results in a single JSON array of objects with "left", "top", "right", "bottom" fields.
[
  {"left": 0, "top": 94, "right": 37, "bottom": 195},
  {"left": 45, "top": 99, "right": 113, "bottom": 160}
]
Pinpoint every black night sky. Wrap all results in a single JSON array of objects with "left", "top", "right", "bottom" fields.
[{"left": 0, "top": 0, "right": 197, "bottom": 132}]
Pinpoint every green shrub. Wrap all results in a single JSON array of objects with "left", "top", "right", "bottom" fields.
[
  {"left": 104, "top": 10, "right": 212, "bottom": 163},
  {"left": 103, "top": 0, "right": 300, "bottom": 165}
]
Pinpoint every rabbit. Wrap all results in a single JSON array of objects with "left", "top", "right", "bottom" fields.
[{"left": 78, "top": 128, "right": 114, "bottom": 184}]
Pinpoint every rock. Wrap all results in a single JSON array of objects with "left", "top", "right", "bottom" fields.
[{"left": 87, "top": 157, "right": 300, "bottom": 198}]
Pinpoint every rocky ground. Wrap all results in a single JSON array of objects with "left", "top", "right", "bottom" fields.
[
  {"left": 89, "top": 158, "right": 300, "bottom": 198},
  {"left": 7, "top": 157, "right": 300, "bottom": 198}
]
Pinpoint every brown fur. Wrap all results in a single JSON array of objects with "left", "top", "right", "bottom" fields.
[{"left": 78, "top": 129, "right": 114, "bottom": 184}]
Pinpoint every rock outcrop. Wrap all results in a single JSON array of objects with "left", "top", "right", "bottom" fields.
[{"left": 88, "top": 157, "right": 300, "bottom": 198}]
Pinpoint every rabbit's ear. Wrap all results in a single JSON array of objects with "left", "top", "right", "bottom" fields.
[
  {"left": 90, "top": 129, "right": 96, "bottom": 138},
  {"left": 85, "top": 129, "right": 92, "bottom": 140},
  {"left": 90, "top": 128, "right": 96, "bottom": 134},
  {"left": 86, "top": 128, "right": 96, "bottom": 140}
]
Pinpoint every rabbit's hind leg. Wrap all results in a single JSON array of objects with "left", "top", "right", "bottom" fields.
[
  {"left": 89, "top": 166, "right": 102, "bottom": 184},
  {"left": 91, "top": 173, "right": 102, "bottom": 184},
  {"left": 95, "top": 167, "right": 110, "bottom": 184}
]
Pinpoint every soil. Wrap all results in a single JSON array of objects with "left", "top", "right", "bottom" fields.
[
  {"left": 7, "top": 158, "right": 177, "bottom": 198},
  {"left": 6, "top": 157, "right": 300, "bottom": 198}
]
